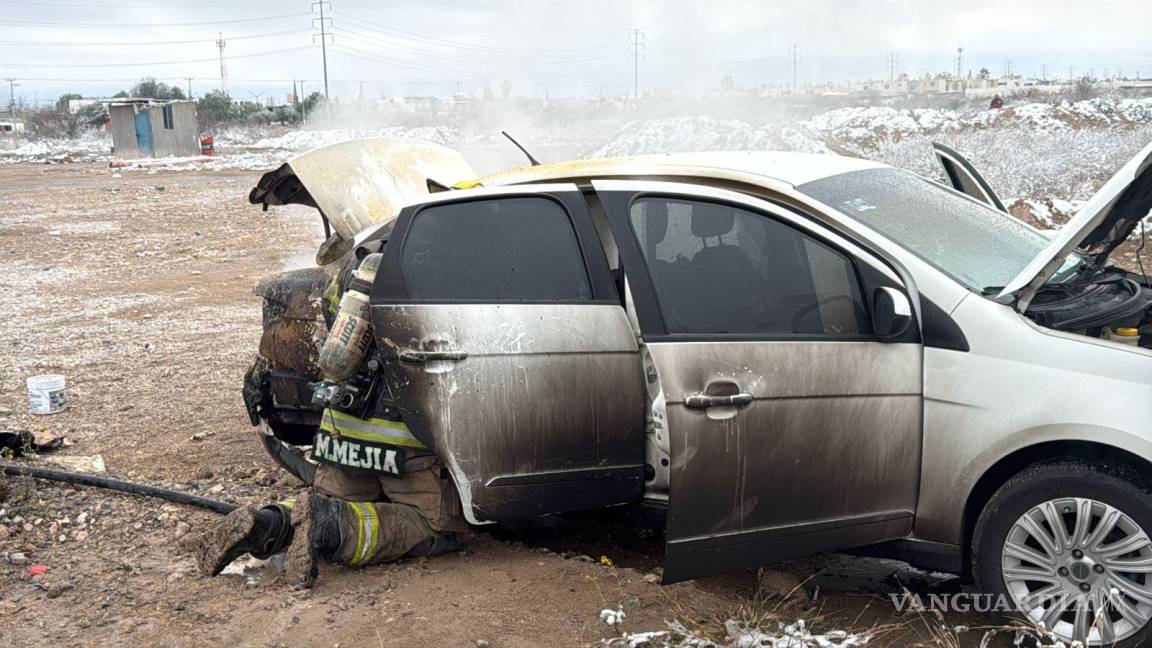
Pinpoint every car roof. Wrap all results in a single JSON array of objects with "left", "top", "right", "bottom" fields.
[{"left": 477, "top": 151, "right": 890, "bottom": 188}]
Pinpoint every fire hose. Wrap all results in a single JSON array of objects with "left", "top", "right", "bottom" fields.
[{"left": 0, "top": 461, "right": 238, "bottom": 515}]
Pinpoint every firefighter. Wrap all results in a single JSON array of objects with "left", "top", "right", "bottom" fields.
[{"left": 192, "top": 251, "right": 467, "bottom": 587}]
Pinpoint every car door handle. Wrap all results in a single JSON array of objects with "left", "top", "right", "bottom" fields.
[
  {"left": 398, "top": 349, "right": 469, "bottom": 364},
  {"left": 684, "top": 393, "right": 754, "bottom": 409}
]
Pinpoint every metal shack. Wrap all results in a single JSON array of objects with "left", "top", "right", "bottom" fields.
[{"left": 109, "top": 99, "right": 200, "bottom": 158}]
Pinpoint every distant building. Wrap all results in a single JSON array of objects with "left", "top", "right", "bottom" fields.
[
  {"left": 109, "top": 99, "right": 200, "bottom": 158},
  {"left": 67, "top": 98, "right": 102, "bottom": 114},
  {"left": 0, "top": 117, "right": 26, "bottom": 150}
]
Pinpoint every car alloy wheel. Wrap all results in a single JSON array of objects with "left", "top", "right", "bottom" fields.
[{"left": 1002, "top": 497, "right": 1152, "bottom": 645}]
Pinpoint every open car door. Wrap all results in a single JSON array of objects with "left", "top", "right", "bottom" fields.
[
  {"left": 368, "top": 184, "right": 647, "bottom": 525},
  {"left": 594, "top": 180, "right": 924, "bottom": 583},
  {"left": 933, "top": 142, "right": 1007, "bottom": 213}
]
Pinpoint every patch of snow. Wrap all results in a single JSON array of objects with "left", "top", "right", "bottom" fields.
[
  {"left": 604, "top": 619, "right": 870, "bottom": 648},
  {"left": 592, "top": 116, "right": 829, "bottom": 158},
  {"left": 245, "top": 126, "right": 457, "bottom": 151}
]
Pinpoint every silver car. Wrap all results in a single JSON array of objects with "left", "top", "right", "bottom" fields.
[{"left": 246, "top": 139, "right": 1152, "bottom": 647}]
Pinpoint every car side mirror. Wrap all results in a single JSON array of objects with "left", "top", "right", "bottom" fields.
[{"left": 872, "top": 287, "right": 913, "bottom": 340}]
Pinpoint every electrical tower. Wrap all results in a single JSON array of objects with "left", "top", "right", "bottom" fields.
[
  {"left": 216, "top": 33, "right": 227, "bottom": 92},
  {"left": 628, "top": 28, "right": 645, "bottom": 102},
  {"left": 312, "top": 1, "right": 333, "bottom": 102},
  {"left": 4, "top": 78, "right": 19, "bottom": 114},
  {"left": 788, "top": 43, "right": 801, "bottom": 93},
  {"left": 888, "top": 51, "right": 899, "bottom": 81}
]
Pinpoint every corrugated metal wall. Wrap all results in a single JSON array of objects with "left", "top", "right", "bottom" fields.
[
  {"left": 109, "top": 105, "right": 140, "bottom": 158},
  {"left": 148, "top": 102, "right": 200, "bottom": 157}
]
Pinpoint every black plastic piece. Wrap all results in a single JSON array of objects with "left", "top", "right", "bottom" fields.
[{"left": 920, "top": 296, "right": 970, "bottom": 352}]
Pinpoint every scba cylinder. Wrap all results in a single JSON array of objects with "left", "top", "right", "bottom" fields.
[{"left": 319, "top": 253, "right": 382, "bottom": 382}]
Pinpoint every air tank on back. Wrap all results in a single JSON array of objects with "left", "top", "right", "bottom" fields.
[{"left": 318, "top": 252, "right": 382, "bottom": 382}]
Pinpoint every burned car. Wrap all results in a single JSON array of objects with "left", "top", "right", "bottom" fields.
[{"left": 245, "top": 137, "right": 1152, "bottom": 647}]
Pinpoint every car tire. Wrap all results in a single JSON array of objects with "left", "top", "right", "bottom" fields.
[{"left": 972, "top": 461, "right": 1152, "bottom": 648}]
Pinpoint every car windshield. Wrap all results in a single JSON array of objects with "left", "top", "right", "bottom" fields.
[{"left": 797, "top": 167, "right": 1082, "bottom": 293}]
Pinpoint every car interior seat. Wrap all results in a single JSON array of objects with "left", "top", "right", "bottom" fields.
[{"left": 681, "top": 203, "right": 766, "bottom": 332}]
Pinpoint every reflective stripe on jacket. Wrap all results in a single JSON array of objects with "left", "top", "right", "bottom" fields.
[{"left": 318, "top": 408, "right": 427, "bottom": 450}]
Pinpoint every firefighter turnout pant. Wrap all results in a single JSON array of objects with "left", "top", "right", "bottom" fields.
[{"left": 309, "top": 460, "right": 469, "bottom": 566}]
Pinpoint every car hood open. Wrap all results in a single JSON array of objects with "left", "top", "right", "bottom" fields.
[
  {"left": 249, "top": 138, "right": 476, "bottom": 264},
  {"left": 999, "top": 140, "right": 1152, "bottom": 308}
]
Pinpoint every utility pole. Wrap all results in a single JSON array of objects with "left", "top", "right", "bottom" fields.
[
  {"left": 312, "top": 1, "right": 332, "bottom": 101},
  {"left": 888, "top": 51, "right": 899, "bottom": 81},
  {"left": 788, "top": 43, "right": 801, "bottom": 93},
  {"left": 184, "top": 77, "right": 194, "bottom": 99},
  {"left": 300, "top": 79, "right": 308, "bottom": 124},
  {"left": 4, "top": 78, "right": 19, "bottom": 114},
  {"left": 216, "top": 33, "right": 227, "bottom": 92},
  {"left": 628, "top": 28, "right": 645, "bottom": 103}
]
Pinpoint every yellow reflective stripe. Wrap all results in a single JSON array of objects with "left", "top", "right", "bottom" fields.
[
  {"left": 350, "top": 503, "right": 378, "bottom": 566},
  {"left": 278, "top": 499, "right": 295, "bottom": 511},
  {"left": 319, "top": 408, "right": 427, "bottom": 449},
  {"left": 362, "top": 505, "right": 380, "bottom": 564},
  {"left": 348, "top": 502, "right": 369, "bottom": 566}
]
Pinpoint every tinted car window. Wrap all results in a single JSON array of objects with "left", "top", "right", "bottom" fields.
[
  {"left": 629, "top": 197, "right": 870, "bottom": 336},
  {"left": 402, "top": 196, "right": 592, "bottom": 301}
]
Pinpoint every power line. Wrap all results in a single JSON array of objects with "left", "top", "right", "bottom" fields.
[
  {"left": 0, "top": 29, "right": 309, "bottom": 47},
  {"left": 329, "top": 45, "right": 616, "bottom": 81},
  {"left": 333, "top": 10, "right": 614, "bottom": 54},
  {"left": 0, "top": 13, "right": 309, "bottom": 28},
  {"left": 0, "top": 45, "right": 315, "bottom": 67},
  {"left": 335, "top": 29, "right": 618, "bottom": 66},
  {"left": 0, "top": 0, "right": 279, "bottom": 7},
  {"left": 628, "top": 28, "right": 644, "bottom": 102}
]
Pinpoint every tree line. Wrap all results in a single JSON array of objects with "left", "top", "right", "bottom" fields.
[{"left": 24, "top": 77, "right": 325, "bottom": 139}]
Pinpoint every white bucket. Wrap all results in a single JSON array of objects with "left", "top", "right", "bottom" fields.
[{"left": 27, "top": 374, "right": 67, "bottom": 415}]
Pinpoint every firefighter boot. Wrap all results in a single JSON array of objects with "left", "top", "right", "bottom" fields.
[
  {"left": 283, "top": 493, "right": 343, "bottom": 588},
  {"left": 194, "top": 503, "right": 293, "bottom": 577}
]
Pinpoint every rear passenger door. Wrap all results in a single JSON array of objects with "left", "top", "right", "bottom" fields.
[
  {"left": 594, "top": 181, "right": 924, "bottom": 583},
  {"left": 369, "top": 185, "right": 647, "bottom": 525}
]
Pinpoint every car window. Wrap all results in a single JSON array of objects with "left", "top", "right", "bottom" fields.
[
  {"left": 798, "top": 168, "right": 1082, "bottom": 292},
  {"left": 401, "top": 196, "right": 593, "bottom": 301},
  {"left": 629, "top": 197, "right": 871, "bottom": 336}
]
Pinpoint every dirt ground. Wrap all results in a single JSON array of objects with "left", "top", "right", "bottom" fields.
[{"left": 0, "top": 163, "right": 1025, "bottom": 647}]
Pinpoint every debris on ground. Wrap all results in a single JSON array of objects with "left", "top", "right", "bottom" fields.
[
  {"left": 605, "top": 619, "right": 871, "bottom": 648},
  {"left": 38, "top": 454, "right": 107, "bottom": 474},
  {"left": 600, "top": 608, "right": 627, "bottom": 627}
]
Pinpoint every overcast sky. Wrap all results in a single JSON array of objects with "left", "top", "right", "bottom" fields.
[{"left": 2, "top": 0, "right": 1150, "bottom": 104}]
